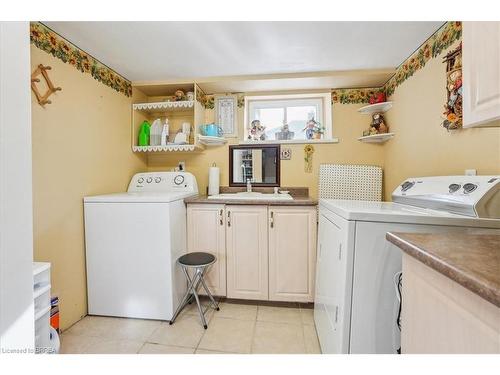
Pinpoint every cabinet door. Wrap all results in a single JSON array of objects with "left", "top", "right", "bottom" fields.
[
  {"left": 268, "top": 206, "right": 317, "bottom": 302},
  {"left": 463, "top": 22, "right": 500, "bottom": 127},
  {"left": 226, "top": 205, "right": 268, "bottom": 300},
  {"left": 187, "top": 204, "right": 226, "bottom": 296}
]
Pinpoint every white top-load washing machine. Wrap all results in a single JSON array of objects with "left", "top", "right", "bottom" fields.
[
  {"left": 84, "top": 172, "right": 198, "bottom": 320},
  {"left": 314, "top": 176, "right": 500, "bottom": 354}
]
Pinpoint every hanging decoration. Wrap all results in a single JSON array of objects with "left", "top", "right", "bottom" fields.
[
  {"left": 441, "top": 44, "right": 463, "bottom": 130},
  {"left": 304, "top": 144, "right": 315, "bottom": 173},
  {"left": 31, "top": 64, "right": 62, "bottom": 107}
]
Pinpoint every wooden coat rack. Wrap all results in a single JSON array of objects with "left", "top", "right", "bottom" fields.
[{"left": 31, "top": 64, "right": 62, "bottom": 106}]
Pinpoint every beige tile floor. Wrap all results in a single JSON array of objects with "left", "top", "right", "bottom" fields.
[{"left": 60, "top": 300, "right": 321, "bottom": 354}]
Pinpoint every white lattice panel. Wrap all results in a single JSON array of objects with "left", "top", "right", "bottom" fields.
[{"left": 319, "top": 164, "right": 382, "bottom": 201}]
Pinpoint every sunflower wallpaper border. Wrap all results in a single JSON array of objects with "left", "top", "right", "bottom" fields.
[
  {"left": 331, "top": 87, "right": 385, "bottom": 105},
  {"left": 383, "top": 21, "right": 462, "bottom": 97},
  {"left": 331, "top": 21, "right": 462, "bottom": 104},
  {"left": 30, "top": 22, "right": 132, "bottom": 97}
]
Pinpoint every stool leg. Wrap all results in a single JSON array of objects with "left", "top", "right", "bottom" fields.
[
  {"left": 187, "top": 268, "right": 204, "bottom": 305},
  {"left": 169, "top": 267, "right": 198, "bottom": 325},
  {"left": 199, "top": 272, "right": 220, "bottom": 311},
  {"left": 192, "top": 268, "right": 208, "bottom": 329}
]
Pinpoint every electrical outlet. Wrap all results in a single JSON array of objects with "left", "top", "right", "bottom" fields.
[
  {"left": 178, "top": 161, "right": 186, "bottom": 171},
  {"left": 465, "top": 169, "right": 477, "bottom": 176}
]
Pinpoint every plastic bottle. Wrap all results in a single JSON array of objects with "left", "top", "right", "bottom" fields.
[
  {"left": 138, "top": 120, "right": 150, "bottom": 146},
  {"left": 161, "top": 120, "right": 169, "bottom": 146},
  {"left": 150, "top": 119, "right": 162, "bottom": 146}
]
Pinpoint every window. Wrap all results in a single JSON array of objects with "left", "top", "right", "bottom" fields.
[{"left": 244, "top": 93, "right": 332, "bottom": 142}]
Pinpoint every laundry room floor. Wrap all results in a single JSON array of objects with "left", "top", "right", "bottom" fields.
[{"left": 59, "top": 300, "right": 321, "bottom": 354}]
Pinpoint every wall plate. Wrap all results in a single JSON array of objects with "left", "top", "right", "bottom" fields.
[{"left": 280, "top": 148, "right": 291, "bottom": 160}]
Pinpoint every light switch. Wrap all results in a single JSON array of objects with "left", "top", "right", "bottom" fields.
[{"left": 465, "top": 169, "right": 477, "bottom": 176}]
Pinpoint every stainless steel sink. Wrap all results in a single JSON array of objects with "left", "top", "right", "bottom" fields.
[{"left": 207, "top": 191, "right": 293, "bottom": 201}]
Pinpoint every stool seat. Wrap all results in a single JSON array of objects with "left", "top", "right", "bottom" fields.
[{"left": 178, "top": 252, "right": 215, "bottom": 267}]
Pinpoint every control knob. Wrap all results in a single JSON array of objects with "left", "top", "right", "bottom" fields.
[
  {"left": 146, "top": 177, "right": 153, "bottom": 183},
  {"left": 463, "top": 183, "right": 477, "bottom": 194},
  {"left": 174, "top": 175, "right": 185, "bottom": 185},
  {"left": 401, "top": 181, "right": 415, "bottom": 192},
  {"left": 448, "top": 183, "right": 461, "bottom": 193}
]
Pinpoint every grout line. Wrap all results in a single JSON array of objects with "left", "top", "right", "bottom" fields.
[
  {"left": 136, "top": 341, "right": 147, "bottom": 354},
  {"left": 249, "top": 306, "right": 259, "bottom": 354}
]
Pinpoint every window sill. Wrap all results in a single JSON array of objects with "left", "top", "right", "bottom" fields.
[{"left": 239, "top": 138, "right": 339, "bottom": 145}]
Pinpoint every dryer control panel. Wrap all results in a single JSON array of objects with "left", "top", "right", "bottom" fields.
[
  {"left": 127, "top": 172, "right": 198, "bottom": 194},
  {"left": 392, "top": 175, "right": 500, "bottom": 218}
]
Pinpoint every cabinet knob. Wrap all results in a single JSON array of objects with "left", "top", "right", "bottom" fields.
[
  {"left": 227, "top": 210, "right": 231, "bottom": 227},
  {"left": 270, "top": 211, "right": 274, "bottom": 228},
  {"left": 219, "top": 209, "right": 223, "bottom": 226}
]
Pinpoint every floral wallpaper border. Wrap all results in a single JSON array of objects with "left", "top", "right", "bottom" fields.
[
  {"left": 331, "top": 21, "right": 462, "bottom": 104},
  {"left": 331, "top": 87, "right": 385, "bottom": 105},
  {"left": 30, "top": 22, "right": 132, "bottom": 97},
  {"left": 383, "top": 21, "right": 462, "bottom": 97},
  {"left": 30, "top": 21, "right": 460, "bottom": 103}
]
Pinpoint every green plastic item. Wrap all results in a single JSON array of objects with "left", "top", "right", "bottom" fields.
[{"left": 138, "top": 120, "right": 150, "bottom": 146}]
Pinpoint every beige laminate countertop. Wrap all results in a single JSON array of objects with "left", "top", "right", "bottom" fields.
[
  {"left": 184, "top": 186, "right": 317, "bottom": 206},
  {"left": 386, "top": 232, "right": 500, "bottom": 307},
  {"left": 184, "top": 195, "right": 317, "bottom": 206}
]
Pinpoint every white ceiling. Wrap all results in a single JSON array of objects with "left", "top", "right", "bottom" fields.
[{"left": 45, "top": 21, "right": 443, "bottom": 88}]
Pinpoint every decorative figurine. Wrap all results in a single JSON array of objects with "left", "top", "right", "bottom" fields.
[
  {"left": 369, "top": 92, "right": 386, "bottom": 104},
  {"left": 303, "top": 116, "right": 323, "bottom": 140},
  {"left": 247, "top": 119, "right": 266, "bottom": 141},
  {"left": 173, "top": 89, "right": 186, "bottom": 101},
  {"left": 276, "top": 120, "right": 295, "bottom": 140}
]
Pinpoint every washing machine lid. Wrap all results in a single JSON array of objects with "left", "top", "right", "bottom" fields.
[
  {"left": 319, "top": 199, "right": 500, "bottom": 228},
  {"left": 84, "top": 191, "right": 197, "bottom": 203}
]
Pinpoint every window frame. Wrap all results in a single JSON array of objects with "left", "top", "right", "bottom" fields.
[{"left": 243, "top": 92, "right": 333, "bottom": 143}]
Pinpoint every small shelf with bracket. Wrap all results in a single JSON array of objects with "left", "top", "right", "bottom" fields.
[
  {"left": 358, "top": 132, "right": 395, "bottom": 143},
  {"left": 132, "top": 144, "right": 203, "bottom": 153},
  {"left": 357, "top": 101, "right": 393, "bottom": 115},
  {"left": 132, "top": 100, "right": 194, "bottom": 113}
]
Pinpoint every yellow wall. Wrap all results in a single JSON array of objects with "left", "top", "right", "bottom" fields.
[
  {"left": 148, "top": 102, "right": 385, "bottom": 198},
  {"left": 31, "top": 46, "right": 147, "bottom": 330},
  {"left": 384, "top": 41, "right": 500, "bottom": 200},
  {"left": 30, "top": 35, "right": 500, "bottom": 331}
]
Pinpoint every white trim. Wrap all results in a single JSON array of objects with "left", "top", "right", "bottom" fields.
[
  {"left": 244, "top": 92, "right": 333, "bottom": 142},
  {"left": 240, "top": 138, "right": 339, "bottom": 145},
  {"left": 0, "top": 21, "right": 35, "bottom": 352}
]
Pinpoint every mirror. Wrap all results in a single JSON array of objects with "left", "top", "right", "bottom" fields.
[{"left": 229, "top": 144, "right": 280, "bottom": 187}]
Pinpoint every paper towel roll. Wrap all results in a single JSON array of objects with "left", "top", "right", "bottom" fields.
[{"left": 208, "top": 166, "right": 220, "bottom": 196}]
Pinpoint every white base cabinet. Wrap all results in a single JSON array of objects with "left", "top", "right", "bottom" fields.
[
  {"left": 269, "top": 207, "right": 317, "bottom": 302},
  {"left": 401, "top": 254, "right": 500, "bottom": 353},
  {"left": 187, "top": 204, "right": 226, "bottom": 296},
  {"left": 187, "top": 204, "right": 317, "bottom": 302},
  {"left": 226, "top": 205, "right": 269, "bottom": 300}
]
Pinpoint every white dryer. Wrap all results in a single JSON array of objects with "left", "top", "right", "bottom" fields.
[
  {"left": 314, "top": 175, "right": 500, "bottom": 354},
  {"left": 84, "top": 172, "right": 198, "bottom": 320}
]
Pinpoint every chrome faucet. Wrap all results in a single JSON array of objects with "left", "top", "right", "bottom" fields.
[{"left": 246, "top": 178, "right": 252, "bottom": 193}]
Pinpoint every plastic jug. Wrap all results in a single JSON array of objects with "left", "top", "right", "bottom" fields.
[{"left": 150, "top": 119, "right": 163, "bottom": 146}]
